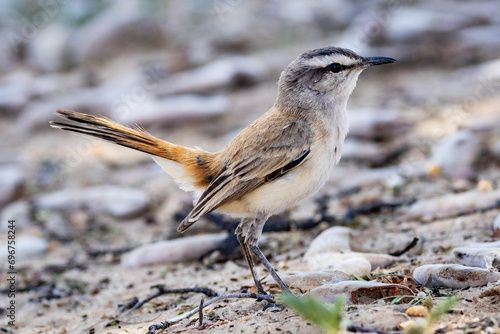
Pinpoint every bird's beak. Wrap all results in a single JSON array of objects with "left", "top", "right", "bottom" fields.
[{"left": 361, "top": 57, "right": 397, "bottom": 67}]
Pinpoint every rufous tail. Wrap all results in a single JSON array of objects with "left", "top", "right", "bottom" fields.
[{"left": 50, "top": 109, "right": 215, "bottom": 191}]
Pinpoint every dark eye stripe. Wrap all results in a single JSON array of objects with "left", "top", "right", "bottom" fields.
[{"left": 323, "top": 62, "right": 356, "bottom": 73}]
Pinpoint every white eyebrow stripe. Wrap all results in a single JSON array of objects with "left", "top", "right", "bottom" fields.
[{"left": 303, "top": 54, "right": 359, "bottom": 68}]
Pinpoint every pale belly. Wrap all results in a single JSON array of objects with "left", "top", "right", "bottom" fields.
[{"left": 217, "top": 142, "right": 338, "bottom": 218}]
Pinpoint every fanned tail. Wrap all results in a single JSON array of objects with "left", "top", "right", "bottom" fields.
[{"left": 50, "top": 109, "right": 217, "bottom": 211}]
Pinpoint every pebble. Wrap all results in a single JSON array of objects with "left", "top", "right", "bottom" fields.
[
  {"left": 304, "top": 226, "right": 352, "bottom": 257},
  {"left": 120, "top": 233, "right": 227, "bottom": 267},
  {"left": 342, "top": 139, "right": 384, "bottom": 161},
  {"left": 0, "top": 165, "right": 24, "bottom": 208},
  {"left": 406, "top": 189, "right": 500, "bottom": 220},
  {"left": 35, "top": 186, "right": 149, "bottom": 218},
  {"left": 304, "top": 227, "right": 399, "bottom": 270},
  {"left": 20, "top": 87, "right": 109, "bottom": 130},
  {"left": 348, "top": 109, "right": 411, "bottom": 140},
  {"left": 307, "top": 252, "right": 400, "bottom": 271},
  {"left": 266, "top": 271, "right": 348, "bottom": 291},
  {"left": 0, "top": 33, "right": 17, "bottom": 73},
  {"left": 25, "top": 23, "right": 70, "bottom": 72},
  {"left": 406, "top": 305, "right": 428, "bottom": 317},
  {"left": 0, "top": 201, "right": 30, "bottom": 231},
  {"left": 329, "top": 166, "right": 412, "bottom": 193},
  {"left": 265, "top": 258, "right": 371, "bottom": 290},
  {"left": 332, "top": 257, "right": 372, "bottom": 279},
  {"left": 413, "top": 264, "right": 500, "bottom": 289},
  {"left": 383, "top": 8, "right": 477, "bottom": 43},
  {"left": 477, "top": 179, "right": 493, "bottom": 192},
  {"left": 309, "top": 280, "right": 411, "bottom": 304},
  {"left": 494, "top": 214, "right": 500, "bottom": 238},
  {"left": 113, "top": 95, "right": 229, "bottom": 126},
  {"left": 425, "top": 130, "right": 479, "bottom": 179},
  {"left": 68, "top": 1, "right": 165, "bottom": 64},
  {"left": 452, "top": 244, "right": 500, "bottom": 269},
  {"left": 0, "top": 72, "right": 32, "bottom": 117},
  {"left": 342, "top": 139, "right": 406, "bottom": 165},
  {"left": 493, "top": 140, "right": 500, "bottom": 158},
  {"left": 44, "top": 211, "right": 76, "bottom": 241},
  {"left": 14, "top": 236, "right": 49, "bottom": 262},
  {"left": 154, "top": 56, "right": 267, "bottom": 96}
]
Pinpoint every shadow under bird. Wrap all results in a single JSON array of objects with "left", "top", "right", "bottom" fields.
[{"left": 50, "top": 46, "right": 396, "bottom": 295}]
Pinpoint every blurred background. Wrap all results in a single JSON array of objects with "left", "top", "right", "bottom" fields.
[{"left": 0, "top": 0, "right": 499, "bottom": 331}]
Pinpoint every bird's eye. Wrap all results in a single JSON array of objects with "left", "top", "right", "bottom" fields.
[{"left": 328, "top": 63, "right": 342, "bottom": 73}]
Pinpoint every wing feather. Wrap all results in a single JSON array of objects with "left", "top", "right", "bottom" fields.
[{"left": 177, "top": 119, "right": 313, "bottom": 232}]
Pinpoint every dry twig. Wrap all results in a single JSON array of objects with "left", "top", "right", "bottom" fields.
[{"left": 146, "top": 292, "right": 275, "bottom": 334}]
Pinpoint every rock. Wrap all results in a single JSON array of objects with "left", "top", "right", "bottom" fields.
[
  {"left": 121, "top": 233, "right": 228, "bottom": 267},
  {"left": 329, "top": 166, "right": 406, "bottom": 192},
  {"left": 0, "top": 201, "right": 30, "bottom": 231},
  {"left": 0, "top": 165, "right": 24, "bottom": 209},
  {"left": 342, "top": 138, "right": 406, "bottom": 165},
  {"left": 113, "top": 95, "right": 229, "bottom": 126},
  {"left": 493, "top": 139, "right": 500, "bottom": 158},
  {"left": 0, "top": 71, "right": 32, "bottom": 117},
  {"left": 0, "top": 32, "right": 18, "bottom": 73},
  {"left": 406, "top": 305, "right": 428, "bottom": 317},
  {"left": 332, "top": 257, "right": 372, "bottom": 277},
  {"left": 309, "top": 280, "right": 412, "bottom": 304},
  {"left": 264, "top": 258, "right": 371, "bottom": 290},
  {"left": 68, "top": 1, "right": 165, "bottom": 64},
  {"left": 35, "top": 186, "right": 149, "bottom": 218},
  {"left": 25, "top": 23, "right": 70, "bottom": 72},
  {"left": 348, "top": 109, "right": 412, "bottom": 140},
  {"left": 494, "top": 214, "right": 500, "bottom": 238},
  {"left": 307, "top": 252, "right": 400, "bottom": 271},
  {"left": 452, "top": 244, "right": 500, "bottom": 269},
  {"left": 406, "top": 189, "right": 500, "bottom": 220},
  {"left": 15, "top": 236, "right": 49, "bottom": 261},
  {"left": 20, "top": 99, "right": 61, "bottom": 130},
  {"left": 20, "top": 82, "right": 109, "bottom": 130},
  {"left": 342, "top": 139, "right": 383, "bottom": 160},
  {"left": 155, "top": 56, "right": 267, "bottom": 96},
  {"left": 304, "top": 227, "right": 400, "bottom": 270},
  {"left": 267, "top": 271, "right": 348, "bottom": 291},
  {"left": 305, "top": 227, "right": 352, "bottom": 257},
  {"left": 425, "top": 130, "right": 479, "bottom": 179},
  {"left": 45, "top": 211, "right": 75, "bottom": 241},
  {"left": 477, "top": 179, "right": 493, "bottom": 192},
  {"left": 382, "top": 8, "right": 479, "bottom": 43},
  {"left": 457, "top": 24, "right": 500, "bottom": 62},
  {"left": 413, "top": 264, "right": 500, "bottom": 289}
]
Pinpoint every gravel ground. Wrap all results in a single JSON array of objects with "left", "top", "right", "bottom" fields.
[{"left": 1, "top": 1, "right": 500, "bottom": 333}]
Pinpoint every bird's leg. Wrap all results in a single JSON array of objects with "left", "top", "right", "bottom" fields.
[
  {"left": 236, "top": 229, "right": 267, "bottom": 295},
  {"left": 239, "top": 215, "right": 293, "bottom": 295},
  {"left": 248, "top": 243, "right": 292, "bottom": 295},
  {"left": 237, "top": 235, "right": 267, "bottom": 295}
]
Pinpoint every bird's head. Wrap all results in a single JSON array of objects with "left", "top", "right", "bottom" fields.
[{"left": 276, "top": 46, "right": 396, "bottom": 110}]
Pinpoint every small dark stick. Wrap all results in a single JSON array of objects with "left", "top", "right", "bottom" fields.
[
  {"left": 198, "top": 298, "right": 204, "bottom": 328},
  {"left": 116, "top": 296, "right": 139, "bottom": 313},
  {"left": 120, "top": 285, "right": 218, "bottom": 317},
  {"left": 146, "top": 292, "right": 275, "bottom": 334},
  {"left": 389, "top": 237, "right": 419, "bottom": 256}
]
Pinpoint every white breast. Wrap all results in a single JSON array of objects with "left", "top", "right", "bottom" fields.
[{"left": 225, "top": 119, "right": 347, "bottom": 217}]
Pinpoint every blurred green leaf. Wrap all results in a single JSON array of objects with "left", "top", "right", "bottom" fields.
[
  {"left": 427, "top": 296, "right": 457, "bottom": 325},
  {"left": 403, "top": 296, "right": 458, "bottom": 334},
  {"left": 280, "top": 293, "right": 345, "bottom": 334}
]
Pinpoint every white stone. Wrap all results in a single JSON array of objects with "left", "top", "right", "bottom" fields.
[
  {"left": 413, "top": 264, "right": 500, "bottom": 289},
  {"left": 121, "top": 233, "right": 227, "bottom": 267},
  {"left": 35, "top": 186, "right": 149, "bottom": 218}
]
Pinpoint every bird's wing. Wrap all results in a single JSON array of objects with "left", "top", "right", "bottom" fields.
[{"left": 177, "top": 119, "right": 313, "bottom": 232}]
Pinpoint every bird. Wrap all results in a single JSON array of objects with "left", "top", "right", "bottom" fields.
[{"left": 50, "top": 46, "right": 396, "bottom": 295}]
